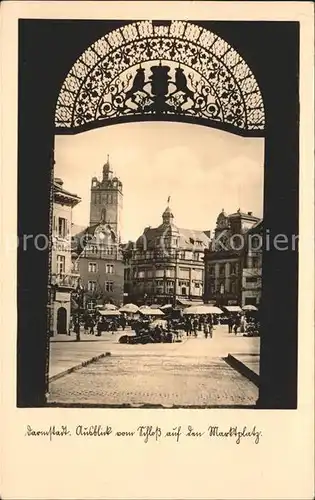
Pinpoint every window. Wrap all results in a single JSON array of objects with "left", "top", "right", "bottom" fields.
[
  {"left": 88, "top": 280, "right": 96, "bottom": 291},
  {"left": 181, "top": 287, "right": 187, "bottom": 295},
  {"left": 165, "top": 268, "right": 175, "bottom": 278},
  {"left": 195, "top": 282, "right": 200, "bottom": 288},
  {"left": 87, "top": 245, "right": 97, "bottom": 254},
  {"left": 73, "top": 261, "right": 79, "bottom": 272},
  {"left": 245, "top": 297, "right": 257, "bottom": 306},
  {"left": 87, "top": 301, "right": 95, "bottom": 310},
  {"left": 56, "top": 255, "right": 65, "bottom": 275},
  {"left": 155, "top": 270, "right": 164, "bottom": 278},
  {"left": 179, "top": 280, "right": 189, "bottom": 289},
  {"left": 147, "top": 270, "right": 153, "bottom": 278},
  {"left": 88, "top": 262, "right": 97, "bottom": 273},
  {"left": 219, "top": 265, "right": 225, "bottom": 276},
  {"left": 230, "top": 263, "right": 237, "bottom": 275},
  {"left": 192, "top": 269, "right": 203, "bottom": 280},
  {"left": 106, "top": 264, "right": 114, "bottom": 274},
  {"left": 105, "top": 281, "right": 113, "bottom": 292},
  {"left": 246, "top": 277, "right": 258, "bottom": 283},
  {"left": 179, "top": 251, "right": 185, "bottom": 259},
  {"left": 166, "top": 280, "right": 174, "bottom": 294},
  {"left": 137, "top": 270, "right": 145, "bottom": 278},
  {"left": 209, "top": 265, "right": 215, "bottom": 275},
  {"left": 179, "top": 267, "right": 189, "bottom": 278},
  {"left": 252, "top": 256, "right": 260, "bottom": 268},
  {"left": 58, "top": 217, "right": 67, "bottom": 238}
]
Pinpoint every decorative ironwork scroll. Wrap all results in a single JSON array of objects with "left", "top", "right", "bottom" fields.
[{"left": 55, "top": 21, "right": 265, "bottom": 134}]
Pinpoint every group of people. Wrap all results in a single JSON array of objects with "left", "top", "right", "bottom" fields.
[
  {"left": 227, "top": 314, "right": 259, "bottom": 336},
  {"left": 70, "top": 313, "right": 128, "bottom": 338},
  {"left": 184, "top": 316, "right": 214, "bottom": 339}
]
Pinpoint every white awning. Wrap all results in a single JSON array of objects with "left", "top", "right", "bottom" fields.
[
  {"left": 183, "top": 305, "right": 223, "bottom": 315},
  {"left": 177, "top": 299, "right": 204, "bottom": 307},
  {"left": 224, "top": 306, "right": 242, "bottom": 312},
  {"left": 99, "top": 310, "right": 121, "bottom": 316}
]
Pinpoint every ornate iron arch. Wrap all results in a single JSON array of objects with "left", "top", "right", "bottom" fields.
[{"left": 55, "top": 21, "right": 265, "bottom": 136}]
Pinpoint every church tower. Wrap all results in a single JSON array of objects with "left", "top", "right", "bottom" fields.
[{"left": 89, "top": 155, "right": 123, "bottom": 242}]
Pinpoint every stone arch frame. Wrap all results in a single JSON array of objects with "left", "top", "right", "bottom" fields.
[
  {"left": 17, "top": 19, "right": 299, "bottom": 409},
  {"left": 55, "top": 21, "right": 265, "bottom": 136}
]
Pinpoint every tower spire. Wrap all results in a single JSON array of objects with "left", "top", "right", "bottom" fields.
[{"left": 102, "top": 153, "right": 112, "bottom": 181}]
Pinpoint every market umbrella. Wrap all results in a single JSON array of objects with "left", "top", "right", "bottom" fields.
[
  {"left": 103, "top": 303, "right": 118, "bottom": 310},
  {"left": 183, "top": 305, "right": 223, "bottom": 315},
  {"left": 119, "top": 303, "right": 139, "bottom": 313},
  {"left": 242, "top": 305, "right": 258, "bottom": 311},
  {"left": 160, "top": 304, "right": 173, "bottom": 310},
  {"left": 139, "top": 306, "right": 165, "bottom": 316},
  {"left": 99, "top": 309, "right": 121, "bottom": 316}
]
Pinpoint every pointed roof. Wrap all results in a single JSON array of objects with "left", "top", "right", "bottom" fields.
[{"left": 102, "top": 154, "right": 113, "bottom": 178}]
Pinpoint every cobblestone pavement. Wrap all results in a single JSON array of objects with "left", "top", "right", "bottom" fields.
[
  {"left": 48, "top": 327, "right": 259, "bottom": 407},
  {"left": 49, "top": 325, "right": 260, "bottom": 377}
]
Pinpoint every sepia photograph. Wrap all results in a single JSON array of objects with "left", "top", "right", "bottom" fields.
[
  {"left": 50, "top": 120, "right": 264, "bottom": 407},
  {"left": 2, "top": 2, "right": 314, "bottom": 500},
  {"left": 17, "top": 16, "right": 300, "bottom": 409}
]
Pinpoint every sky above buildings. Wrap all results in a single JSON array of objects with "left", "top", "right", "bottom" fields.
[{"left": 54, "top": 122, "right": 264, "bottom": 242}]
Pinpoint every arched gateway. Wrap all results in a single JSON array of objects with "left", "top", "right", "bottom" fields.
[{"left": 55, "top": 21, "right": 265, "bottom": 136}]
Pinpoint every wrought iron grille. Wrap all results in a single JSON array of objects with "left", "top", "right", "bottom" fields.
[{"left": 55, "top": 21, "right": 265, "bottom": 134}]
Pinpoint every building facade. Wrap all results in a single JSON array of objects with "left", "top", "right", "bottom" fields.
[
  {"left": 125, "top": 204, "right": 210, "bottom": 305},
  {"left": 204, "top": 209, "right": 261, "bottom": 307},
  {"left": 73, "top": 157, "right": 124, "bottom": 308},
  {"left": 242, "top": 220, "right": 263, "bottom": 307},
  {"left": 51, "top": 178, "right": 81, "bottom": 335}
]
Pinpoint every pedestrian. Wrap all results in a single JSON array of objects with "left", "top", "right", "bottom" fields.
[
  {"left": 193, "top": 317, "right": 198, "bottom": 337},
  {"left": 185, "top": 319, "right": 190, "bottom": 336},
  {"left": 74, "top": 321, "right": 80, "bottom": 341},
  {"left": 203, "top": 322, "right": 209, "bottom": 339},
  {"left": 84, "top": 317, "right": 89, "bottom": 335},
  {"left": 89, "top": 317, "right": 95, "bottom": 335},
  {"left": 234, "top": 315, "right": 240, "bottom": 335},
  {"left": 198, "top": 316, "right": 203, "bottom": 331},
  {"left": 120, "top": 314, "right": 126, "bottom": 331},
  {"left": 96, "top": 320, "right": 102, "bottom": 336},
  {"left": 209, "top": 321, "right": 213, "bottom": 339},
  {"left": 228, "top": 315, "right": 233, "bottom": 334},
  {"left": 240, "top": 314, "right": 246, "bottom": 334}
]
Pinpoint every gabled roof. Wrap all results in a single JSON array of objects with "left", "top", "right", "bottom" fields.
[{"left": 53, "top": 179, "right": 81, "bottom": 207}]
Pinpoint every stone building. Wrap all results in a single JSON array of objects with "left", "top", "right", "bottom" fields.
[
  {"left": 90, "top": 154, "right": 123, "bottom": 240},
  {"left": 126, "top": 203, "right": 210, "bottom": 306},
  {"left": 203, "top": 208, "right": 261, "bottom": 307},
  {"left": 242, "top": 220, "right": 263, "bottom": 307},
  {"left": 72, "top": 157, "right": 124, "bottom": 309},
  {"left": 51, "top": 178, "right": 81, "bottom": 335}
]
